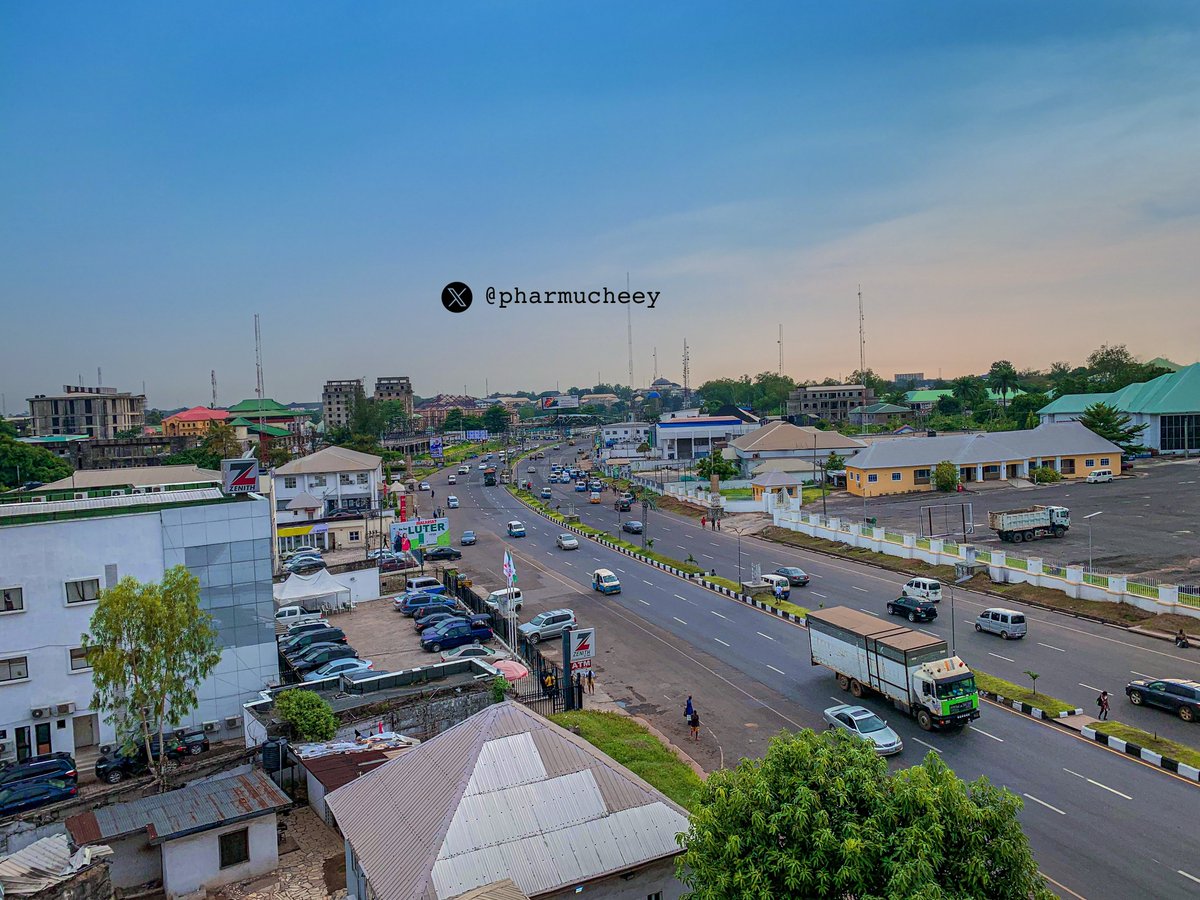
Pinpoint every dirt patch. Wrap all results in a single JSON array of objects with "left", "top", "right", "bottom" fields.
[
  {"left": 1142, "top": 613, "right": 1200, "bottom": 636},
  {"left": 655, "top": 495, "right": 706, "bottom": 519},
  {"left": 323, "top": 853, "right": 347, "bottom": 894},
  {"left": 972, "top": 577, "right": 1154, "bottom": 624}
]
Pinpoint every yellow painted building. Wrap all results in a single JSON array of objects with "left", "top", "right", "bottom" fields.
[
  {"left": 845, "top": 423, "right": 1122, "bottom": 497},
  {"left": 162, "top": 406, "right": 229, "bottom": 438}
]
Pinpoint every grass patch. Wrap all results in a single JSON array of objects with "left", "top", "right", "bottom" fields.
[
  {"left": 974, "top": 671, "right": 1079, "bottom": 717},
  {"left": 550, "top": 710, "right": 704, "bottom": 810},
  {"left": 1090, "top": 721, "right": 1200, "bottom": 770},
  {"left": 721, "top": 488, "right": 753, "bottom": 500}
]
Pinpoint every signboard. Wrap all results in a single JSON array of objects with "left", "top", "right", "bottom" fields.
[
  {"left": 221, "top": 458, "right": 259, "bottom": 494},
  {"left": 430, "top": 437, "right": 444, "bottom": 458},
  {"left": 465, "top": 429, "right": 490, "bottom": 440},
  {"left": 390, "top": 517, "right": 450, "bottom": 552},
  {"left": 568, "top": 627, "right": 596, "bottom": 676},
  {"left": 539, "top": 394, "right": 580, "bottom": 410}
]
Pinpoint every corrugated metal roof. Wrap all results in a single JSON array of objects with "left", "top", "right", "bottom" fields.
[
  {"left": 0, "top": 833, "right": 113, "bottom": 896},
  {"left": 327, "top": 702, "right": 689, "bottom": 900},
  {"left": 1039, "top": 364, "right": 1200, "bottom": 416},
  {"left": 276, "top": 446, "right": 381, "bottom": 475},
  {"left": 37, "top": 465, "right": 220, "bottom": 491},
  {"left": 730, "top": 422, "right": 865, "bottom": 452},
  {"left": 68, "top": 771, "right": 290, "bottom": 846},
  {"left": 302, "top": 750, "right": 390, "bottom": 792},
  {"left": 1, "top": 488, "right": 225, "bottom": 520},
  {"left": 451, "top": 879, "right": 530, "bottom": 900}
]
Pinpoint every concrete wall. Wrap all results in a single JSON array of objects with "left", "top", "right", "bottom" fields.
[
  {"left": 306, "top": 768, "right": 329, "bottom": 822},
  {"left": 107, "top": 833, "right": 161, "bottom": 890},
  {"left": 160, "top": 815, "right": 278, "bottom": 898},
  {"left": 540, "top": 857, "right": 684, "bottom": 900}
]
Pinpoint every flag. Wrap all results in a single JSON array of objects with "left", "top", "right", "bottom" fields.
[{"left": 502, "top": 550, "right": 517, "bottom": 586}]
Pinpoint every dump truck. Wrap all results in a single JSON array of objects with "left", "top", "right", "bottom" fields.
[
  {"left": 483, "top": 467, "right": 497, "bottom": 486},
  {"left": 807, "top": 606, "right": 980, "bottom": 731},
  {"left": 987, "top": 505, "right": 1070, "bottom": 543}
]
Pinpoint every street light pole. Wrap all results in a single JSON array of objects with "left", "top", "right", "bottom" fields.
[
  {"left": 1083, "top": 510, "right": 1103, "bottom": 572},
  {"left": 737, "top": 532, "right": 743, "bottom": 585}
]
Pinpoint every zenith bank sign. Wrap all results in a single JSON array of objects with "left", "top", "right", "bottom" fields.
[
  {"left": 568, "top": 627, "right": 596, "bottom": 675},
  {"left": 221, "top": 458, "right": 259, "bottom": 494}
]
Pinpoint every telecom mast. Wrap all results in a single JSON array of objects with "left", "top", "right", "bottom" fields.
[
  {"left": 211, "top": 370, "right": 218, "bottom": 409},
  {"left": 682, "top": 339, "right": 691, "bottom": 406},
  {"left": 254, "top": 314, "right": 265, "bottom": 400}
]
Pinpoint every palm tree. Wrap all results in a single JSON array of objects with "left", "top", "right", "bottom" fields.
[
  {"left": 202, "top": 420, "right": 241, "bottom": 460},
  {"left": 987, "top": 360, "right": 1019, "bottom": 408},
  {"left": 950, "top": 376, "right": 987, "bottom": 412}
]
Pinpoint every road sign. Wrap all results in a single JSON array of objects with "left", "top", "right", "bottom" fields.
[
  {"left": 568, "top": 627, "right": 596, "bottom": 676},
  {"left": 430, "top": 438, "right": 444, "bottom": 458}
]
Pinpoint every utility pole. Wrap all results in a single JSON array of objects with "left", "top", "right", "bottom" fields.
[
  {"left": 626, "top": 272, "right": 634, "bottom": 392},
  {"left": 858, "top": 286, "right": 868, "bottom": 437},
  {"left": 211, "top": 370, "right": 218, "bottom": 409},
  {"left": 778, "top": 324, "right": 783, "bottom": 375}
]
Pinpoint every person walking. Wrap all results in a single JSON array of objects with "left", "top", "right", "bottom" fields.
[
  {"left": 1097, "top": 690, "right": 1110, "bottom": 720},
  {"left": 586, "top": 670, "right": 595, "bottom": 694},
  {"left": 716, "top": 517, "right": 722, "bottom": 531},
  {"left": 684, "top": 695, "right": 694, "bottom": 720},
  {"left": 700, "top": 515, "right": 706, "bottom": 529},
  {"left": 689, "top": 710, "right": 701, "bottom": 743}
]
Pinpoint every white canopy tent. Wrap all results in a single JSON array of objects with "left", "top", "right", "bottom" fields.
[{"left": 273, "top": 569, "right": 353, "bottom": 612}]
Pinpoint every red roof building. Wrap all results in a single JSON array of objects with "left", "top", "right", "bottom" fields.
[{"left": 162, "top": 406, "right": 228, "bottom": 437}]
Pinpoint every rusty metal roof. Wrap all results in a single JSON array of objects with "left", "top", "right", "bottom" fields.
[
  {"left": 66, "top": 770, "right": 290, "bottom": 847},
  {"left": 301, "top": 750, "right": 389, "bottom": 792}
]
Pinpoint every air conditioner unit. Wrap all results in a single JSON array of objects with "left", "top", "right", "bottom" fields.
[
  {"left": 30, "top": 707, "right": 52, "bottom": 719},
  {"left": 202, "top": 720, "right": 219, "bottom": 733},
  {"left": 55, "top": 702, "right": 76, "bottom": 716},
  {"left": 0, "top": 743, "right": 7, "bottom": 753},
  {"left": 224, "top": 715, "right": 242, "bottom": 730}
]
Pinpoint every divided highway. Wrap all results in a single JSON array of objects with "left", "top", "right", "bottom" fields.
[{"left": 430, "top": 453, "right": 1200, "bottom": 900}]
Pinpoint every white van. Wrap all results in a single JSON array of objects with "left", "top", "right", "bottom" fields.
[
  {"left": 975, "top": 607, "right": 1027, "bottom": 640},
  {"left": 485, "top": 587, "right": 523, "bottom": 613},
  {"left": 901, "top": 577, "right": 942, "bottom": 602},
  {"left": 759, "top": 573, "right": 792, "bottom": 600},
  {"left": 447, "top": 495, "right": 459, "bottom": 508},
  {"left": 1086, "top": 469, "right": 1114, "bottom": 483},
  {"left": 406, "top": 576, "right": 445, "bottom": 595}
]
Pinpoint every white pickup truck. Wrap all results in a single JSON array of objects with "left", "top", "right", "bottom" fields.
[{"left": 275, "top": 605, "right": 326, "bottom": 628}]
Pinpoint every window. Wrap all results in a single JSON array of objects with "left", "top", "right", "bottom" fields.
[
  {"left": 867, "top": 473, "right": 878, "bottom": 483},
  {"left": 69, "top": 648, "right": 93, "bottom": 672},
  {"left": 649, "top": 893, "right": 664, "bottom": 900},
  {"left": 1060, "top": 459, "right": 1075, "bottom": 475},
  {"left": 219, "top": 828, "right": 250, "bottom": 868},
  {"left": 310, "top": 474, "right": 326, "bottom": 488},
  {"left": 348, "top": 530, "right": 361, "bottom": 542},
  {"left": 283, "top": 476, "right": 297, "bottom": 489},
  {"left": 1100, "top": 457, "right": 1110, "bottom": 466},
  {"left": 339, "top": 473, "right": 353, "bottom": 485},
  {"left": 356, "top": 473, "right": 369, "bottom": 484},
  {"left": 913, "top": 468, "right": 931, "bottom": 485},
  {"left": 1085, "top": 459, "right": 1095, "bottom": 468},
  {"left": 0, "top": 657, "right": 29, "bottom": 683},
  {"left": 1, "top": 588, "right": 23, "bottom": 613},
  {"left": 891, "top": 472, "right": 902, "bottom": 481},
  {"left": 65, "top": 578, "right": 100, "bottom": 605}
]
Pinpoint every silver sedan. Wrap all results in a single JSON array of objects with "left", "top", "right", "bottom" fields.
[{"left": 822, "top": 704, "right": 903, "bottom": 755}]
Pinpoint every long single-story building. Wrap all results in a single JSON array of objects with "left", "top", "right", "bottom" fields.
[
  {"left": 728, "top": 421, "right": 865, "bottom": 477},
  {"left": 1038, "top": 363, "right": 1200, "bottom": 455},
  {"left": 844, "top": 422, "right": 1122, "bottom": 497}
]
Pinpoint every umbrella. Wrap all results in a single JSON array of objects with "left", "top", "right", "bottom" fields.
[{"left": 492, "top": 659, "right": 530, "bottom": 681}]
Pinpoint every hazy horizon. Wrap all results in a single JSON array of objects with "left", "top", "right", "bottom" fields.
[{"left": 4, "top": 2, "right": 1199, "bottom": 411}]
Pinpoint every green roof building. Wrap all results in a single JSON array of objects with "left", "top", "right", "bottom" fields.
[
  {"left": 1038, "top": 363, "right": 1200, "bottom": 454},
  {"left": 904, "top": 387, "right": 1026, "bottom": 410}
]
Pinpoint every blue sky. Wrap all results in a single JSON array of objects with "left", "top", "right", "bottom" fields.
[{"left": 3, "top": 2, "right": 1198, "bottom": 409}]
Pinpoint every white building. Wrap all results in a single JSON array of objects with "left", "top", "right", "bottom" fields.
[
  {"left": 654, "top": 414, "right": 758, "bottom": 461},
  {"left": 0, "top": 487, "right": 279, "bottom": 765},
  {"left": 601, "top": 422, "right": 651, "bottom": 446},
  {"left": 273, "top": 447, "right": 383, "bottom": 524}
]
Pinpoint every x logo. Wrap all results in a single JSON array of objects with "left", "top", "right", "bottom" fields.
[{"left": 441, "top": 282, "right": 472, "bottom": 313}]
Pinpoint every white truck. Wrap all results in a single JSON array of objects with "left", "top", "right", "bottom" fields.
[
  {"left": 807, "top": 606, "right": 980, "bottom": 731},
  {"left": 987, "top": 505, "right": 1070, "bottom": 543}
]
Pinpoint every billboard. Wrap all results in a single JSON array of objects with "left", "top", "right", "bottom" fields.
[
  {"left": 567, "top": 627, "right": 596, "bottom": 677},
  {"left": 390, "top": 517, "right": 450, "bottom": 552},
  {"left": 221, "top": 458, "right": 259, "bottom": 494},
  {"left": 539, "top": 394, "right": 580, "bottom": 410},
  {"left": 430, "top": 437, "right": 444, "bottom": 458},
  {"left": 465, "top": 429, "right": 490, "bottom": 440}
]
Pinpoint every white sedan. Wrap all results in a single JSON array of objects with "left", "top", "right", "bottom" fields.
[
  {"left": 419, "top": 481, "right": 431, "bottom": 491},
  {"left": 439, "top": 644, "right": 510, "bottom": 663},
  {"left": 822, "top": 704, "right": 903, "bottom": 755},
  {"left": 304, "top": 658, "right": 374, "bottom": 681},
  {"left": 556, "top": 534, "right": 579, "bottom": 550}
]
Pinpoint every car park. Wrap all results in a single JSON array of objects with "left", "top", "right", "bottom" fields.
[
  {"left": 280, "top": 619, "right": 335, "bottom": 641},
  {"left": 440, "top": 644, "right": 509, "bottom": 663},
  {"left": 886, "top": 596, "right": 938, "bottom": 622},
  {"left": 822, "top": 704, "right": 903, "bottom": 755},
  {"left": 284, "top": 545, "right": 321, "bottom": 559},
  {"left": 414, "top": 609, "right": 465, "bottom": 632},
  {"left": 420, "top": 616, "right": 494, "bottom": 652},
  {"left": 507, "top": 521, "right": 526, "bottom": 537},
  {"left": 774, "top": 566, "right": 811, "bottom": 586},
  {"left": 447, "top": 495, "right": 459, "bottom": 508},
  {"left": 591, "top": 569, "right": 621, "bottom": 594},
  {"left": 1125, "top": 678, "right": 1200, "bottom": 722},
  {"left": 518, "top": 609, "right": 577, "bottom": 643},
  {"left": 461, "top": 530, "right": 477, "bottom": 545},
  {"left": 901, "top": 578, "right": 942, "bottom": 602},
  {"left": 0, "top": 779, "right": 77, "bottom": 815},
  {"left": 0, "top": 752, "right": 77, "bottom": 789},
  {"left": 621, "top": 520, "right": 643, "bottom": 534},
  {"left": 556, "top": 533, "right": 579, "bottom": 550},
  {"left": 279, "top": 627, "right": 347, "bottom": 657},
  {"left": 286, "top": 554, "right": 326, "bottom": 572},
  {"left": 975, "top": 608, "right": 1027, "bottom": 640},
  {"left": 305, "top": 658, "right": 374, "bottom": 681}
]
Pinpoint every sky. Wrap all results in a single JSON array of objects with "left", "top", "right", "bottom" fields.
[{"left": 3, "top": 2, "right": 1199, "bottom": 410}]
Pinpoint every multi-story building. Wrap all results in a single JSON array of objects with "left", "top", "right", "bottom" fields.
[
  {"left": 272, "top": 447, "right": 384, "bottom": 555},
  {"left": 225, "top": 399, "right": 313, "bottom": 453},
  {"left": 654, "top": 413, "right": 758, "bottom": 461},
  {"left": 893, "top": 372, "right": 926, "bottom": 385},
  {"left": 601, "top": 422, "right": 651, "bottom": 446},
  {"left": 786, "top": 384, "right": 874, "bottom": 423},
  {"left": 414, "top": 395, "right": 478, "bottom": 431},
  {"left": 373, "top": 377, "right": 414, "bottom": 414},
  {"left": 0, "top": 478, "right": 278, "bottom": 765},
  {"left": 28, "top": 386, "right": 146, "bottom": 440},
  {"left": 322, "top": 380, "right": 363, "bottom": 431},
  {"left": 162, "top": 406, "right": 229, "bottom": 438}
]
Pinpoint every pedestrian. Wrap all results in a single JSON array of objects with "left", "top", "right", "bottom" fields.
[
  {"left": 700, "top": 515, "right": 706, "bottom": 529},
  {"left": 684, "top": 695, "right": 694, "bottom": 720},
  {"left": 1097, "top": 690, "right": 1110, "bottom": 720},
  {"left": 716, "top": 517, "right": 722, "bottom": 531},
  {"left": 586, "top": 670, "right": 594, "bottom": 694},
  {"left": 689, "top": 710, "right": 701, "bottom": 742},
  {"left": 1176, "top": 629, "right": 1191, "bottom": 649}
]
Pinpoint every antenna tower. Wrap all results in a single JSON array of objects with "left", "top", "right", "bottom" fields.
[
  {"left": 682, "top": 339, "right": 691, "bottom": 405},
  {"left": 211, "top": 370, "right": 218, "bottom": 409},
  {"left": 97, "top": 367, "right": 102, "bottom": 386},
  {"left": 857, "top": 286, "right": 866, "bottom": 379},
  {"left": 778, "top": 324, "right": 783, "bottom": 375},
  {"left": 653, "top": 347, "right": 658, "bottom": 382},
  {"left": 626, "top": 273, "right": 634, "bottom": 390},
  {"left": 254, "top": 313, "right": 265, "bottom": 400}
]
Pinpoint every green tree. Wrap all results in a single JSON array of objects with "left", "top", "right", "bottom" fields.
[
  {"left": 260, "top": 442, "right": 291, "bottom": 468},
  {"left": 636, "top": 441, "right": 651, "bottom": 454},
  {"left": 1030, "top": 466, "right": 1062, "bottom": 484},
  {"left": 934, "top": 394, "right": 961, "bottom": 416},
  {"left": 695, "top": 454, "right": 737, "bottom": 481},
  {"left": 442, "top": 408, "right": 464, "bottom": 432},
  {"left": 677, "top": 729, "right": 1051, "bottom": 900},
  {"left": 1047, "top": 361, "right": 1089, "bottom": 396},
  {"left": 201, "top": 420, "right": 241, "bottom": 460},
  {"left": 482, "top": 404, "right": 510, "bottom": 433},
  {"left": 950, "top": 376, "right": 987, "bottom": 411},
  {"left": 162, "top": 446, "right": 220, "bottom": 470},
  {"left": 848, "top": 368, "right": 889, "bottom": 395},
  {"left": 987, "top": 360, "right": 1020, "bottom": 408},
  {"left": 1007, "top": 391, "right": 1049, "bottom": 422},
  {"left": 144, "top": 409, "right": 165, "bottom": 426},
  {"left": 81, "top": 567, "right": 221, "bottom": 788},
  {"left": 0, "top": 434, "right": 73, "bottom": 489},
  {"left": 933, "top": 459, "right": 959, "bottom": 492},
  {"left": 1078, "top": 401, "right": 1148, "bottom": 454},
  {"left": 1086, "top": 344, "right": 1169, "bottom": 393},
  {"left": 274, "top": 689, "right": 338, "bottom": 741},
  {"left": 825, "top": 452, "right": 846, "bottom": 472}
]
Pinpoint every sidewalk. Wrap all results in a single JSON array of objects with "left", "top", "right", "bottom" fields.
[{"left": 581, "top": 677, "right": 707, "bottom": 781}]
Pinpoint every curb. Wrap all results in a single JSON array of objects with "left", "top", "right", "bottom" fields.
[
  {"left": 1081, "top": 726, "right": 1200, "bottom": 782},
  {"left": 978, "top": 689, "right": 1082, "bottom": 720}
]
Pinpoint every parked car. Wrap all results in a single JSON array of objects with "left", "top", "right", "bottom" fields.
[
  {"left": 518, "top": 609, "right": 577, "bottom": 644},
  {"left": 420, "top": 616, "right": 494, "bottom": 652},
  {"left": 424, "top": 546, "right": 463, "bottom": 561},
  {"left": 823, "top": 704, "right": 903, "bottom": 756},
  {"left": 280, "top": 627, "right": 347, "bottom": 658},
  {"left": 556, "top": 533, "right": 579, "bottom": 550},
  {"left": 283, "top": 546, "right": 321, "bottom": 560},
  {"left": 95, "top": 735, "right": 189, "bottom": 784},
  {"left": 279, "top": 619, "right": 335, "bottom": 641},
  {"left": 774, "top": 566, "right": 811, "bottom": 587},
  {"left": 292, "top": 644, "right": 359, "bottom": 673},
  {"left": 325, "top": 508, "right": 360, "bottom": 521},
  {"left": 176, "top": 729, "right": 211, "bottom": 756},
  {"left": 439, "top": 644, "right": 509, "bottom": 663},
  {"left": 367, "top": 548, "right": 398, "bottom": 561},
  {"left": 286, "top": 556, "right": 327, "bottom": 572},
  {"left": 1125, "top": 678, "right": 1200, "bottom": 722},
  {"left": 0, "top": 778, "right": 77, "bottom": 815},
  {"left": 0, "top": 752, "right": 77, "bottom": 789},
  {"left": 507, "top": 521, "right": 526, "bottom": 537},
  {"left": 886, "top": 596, "right": 938, "bottom": 622},
  {"left": 975, "top": 608, "right": 1028, "bottom": 640},
  {"left": 461, "top": 530, "right": 477, "bottom": 545},
  {"left": 304, "top": 658, "right": 374, "bottom": 682},
  {"left": 406, "top": 576, "right": 445, "bottom": 595},
  {"left": 484, "top": 588, "right": 523, "bottom": 614},
  {"left": 1086, "top": 469, "right": 1114, "bottom": 483},
  {"left": 396, "top": 593, "right": 457, "bottom": 617},
  {"left": 414, "top": 609, "right": 465, "bottom": 633},
  {"left": 621, "top": 520, "right": 643, "bottom": 534}
]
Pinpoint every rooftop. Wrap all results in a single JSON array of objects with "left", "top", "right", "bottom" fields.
[
  {"left": 301, "top": 749, "right": 390, "bottom": 792},
  {"left": 0, "top": 488, "right": 233, "bottom": 525},
  {"left": 905, "top": 388, "right": 1026, "bottom": 404},
  {"left": 730, "top": 421, "right": 866, "bottom": 453},
  {"left": 164, "top": 406, "right": 228, "bottom": 423},
  {"left": 36, "top": 464, "right": 221, "bottom": 492},
  {"left": 851, "top": 403, "right": 910, "bottom": 415},
  {"left": 276, "top": 446, "right": 382, "bottom": 475},
  {"left": 1038, "top": 363, "right": 1200, "bottom": 416},
  {"left": 226, "top": 397, "right": 308, "bottom": 417}
]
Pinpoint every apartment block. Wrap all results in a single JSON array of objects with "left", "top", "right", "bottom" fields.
[
  {"left": 786, "top": 384, "right": 874, "bottom": 423},
  {"left": 322, "top": 379, "right": 363, "bottom": 431},
  {"left": 28, "top": 386, "right": 146, "bottom": 440},
  {"left": 373, "top": 377, "right": 414, "bottom": 418}
]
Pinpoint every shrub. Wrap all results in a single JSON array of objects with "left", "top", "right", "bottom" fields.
[
  {"left": 274, "top": 689, "right": 337, "bottom": 741},
  {"left": 1030, "top": 467, "right": 1062, "bottom": 484},
  {"left": 933, "top": 460, "right": 959, "bottom": 492}
]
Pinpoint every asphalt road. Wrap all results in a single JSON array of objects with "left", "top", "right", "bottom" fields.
[
  {"left": 433, "top": 452, "right": 1200, "bottom": 900},
  {"left": 528, "top": 452, "right": 1200, "bottom": 749}
]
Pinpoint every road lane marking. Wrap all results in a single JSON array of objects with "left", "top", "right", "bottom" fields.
[
  {"left": 674, "top": 594, "right": 688, "bottom": 602},
  {"left": 701, "top": 553, "right": 715, "bottom": 559},
  {"left": 1062, "top": 768, "right": 1132, "bottom": 799},
  {"left": 969, "top": 726, "right": 1004, "bottom": 742},
  {"left": 912, "top": 737, "right": 942, "bottom": 754},
  {"left": 809, "top": 572, "right": 823, "bottom": 577},
  {"left": 616, "top": 567, "right": 626, "bottom": 573},
  {"left": 1131, "top": 670, "right": 1152, "bottom": 678},
  {"left": 852, "top": 586, "right": 869, "bottom": 593},
  {"left": 563, "top": 561, "right": 573, "bottom": 567},
  {"left": 919, "top": 628, "right": 938, "bottom": 636},
  {"left": 637, "top": 598, "right": 650, "bottom": 606},
  {"left": 709, "top": 542, "right": 720, "bottom": 547},
  {"left": 642, "top": 579, "right": 654, "bottom": 586},
  {"left": 1179, "top": 871, "right": 1200, "bottom": 886},
  {"left": 710, "top": 610, "right": 728, "bottom": 619},
  {"left": 810, "top": 591, "right": 827, "bottom": 599},
  {"left": 673, "top": 617, "right": 687, "bottom": 625},
  {"left": 714, "top": 638, "right": 730, "bottom": 647},
  {"left": 858, "top": 608, "right": 879, "bottom": 616},
  {"left": 757, "top": 632, "right": 775, "bottom": 641},
  {"left": 766, "top": 664, "right": 786, "bottom": 675},
  {"left": 988, "top": 652, "right": 1016, "bottom": 662},
  {"left": 1079, "top": 682, "right": 1104, "bottom": 692},
  {"left": 1023, "top": 793, "right": 1065, "bottom": 815},
  {"left": 1037, "top": 642, "right": 1066, "bottom": 652}
]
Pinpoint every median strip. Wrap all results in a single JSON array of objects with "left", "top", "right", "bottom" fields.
[
  {"left": 974, "top": 672, "right": 1084, "bottom": 719},
  {"left": 1082, "top": 721, "right": 1200, "bottom": 782}
]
